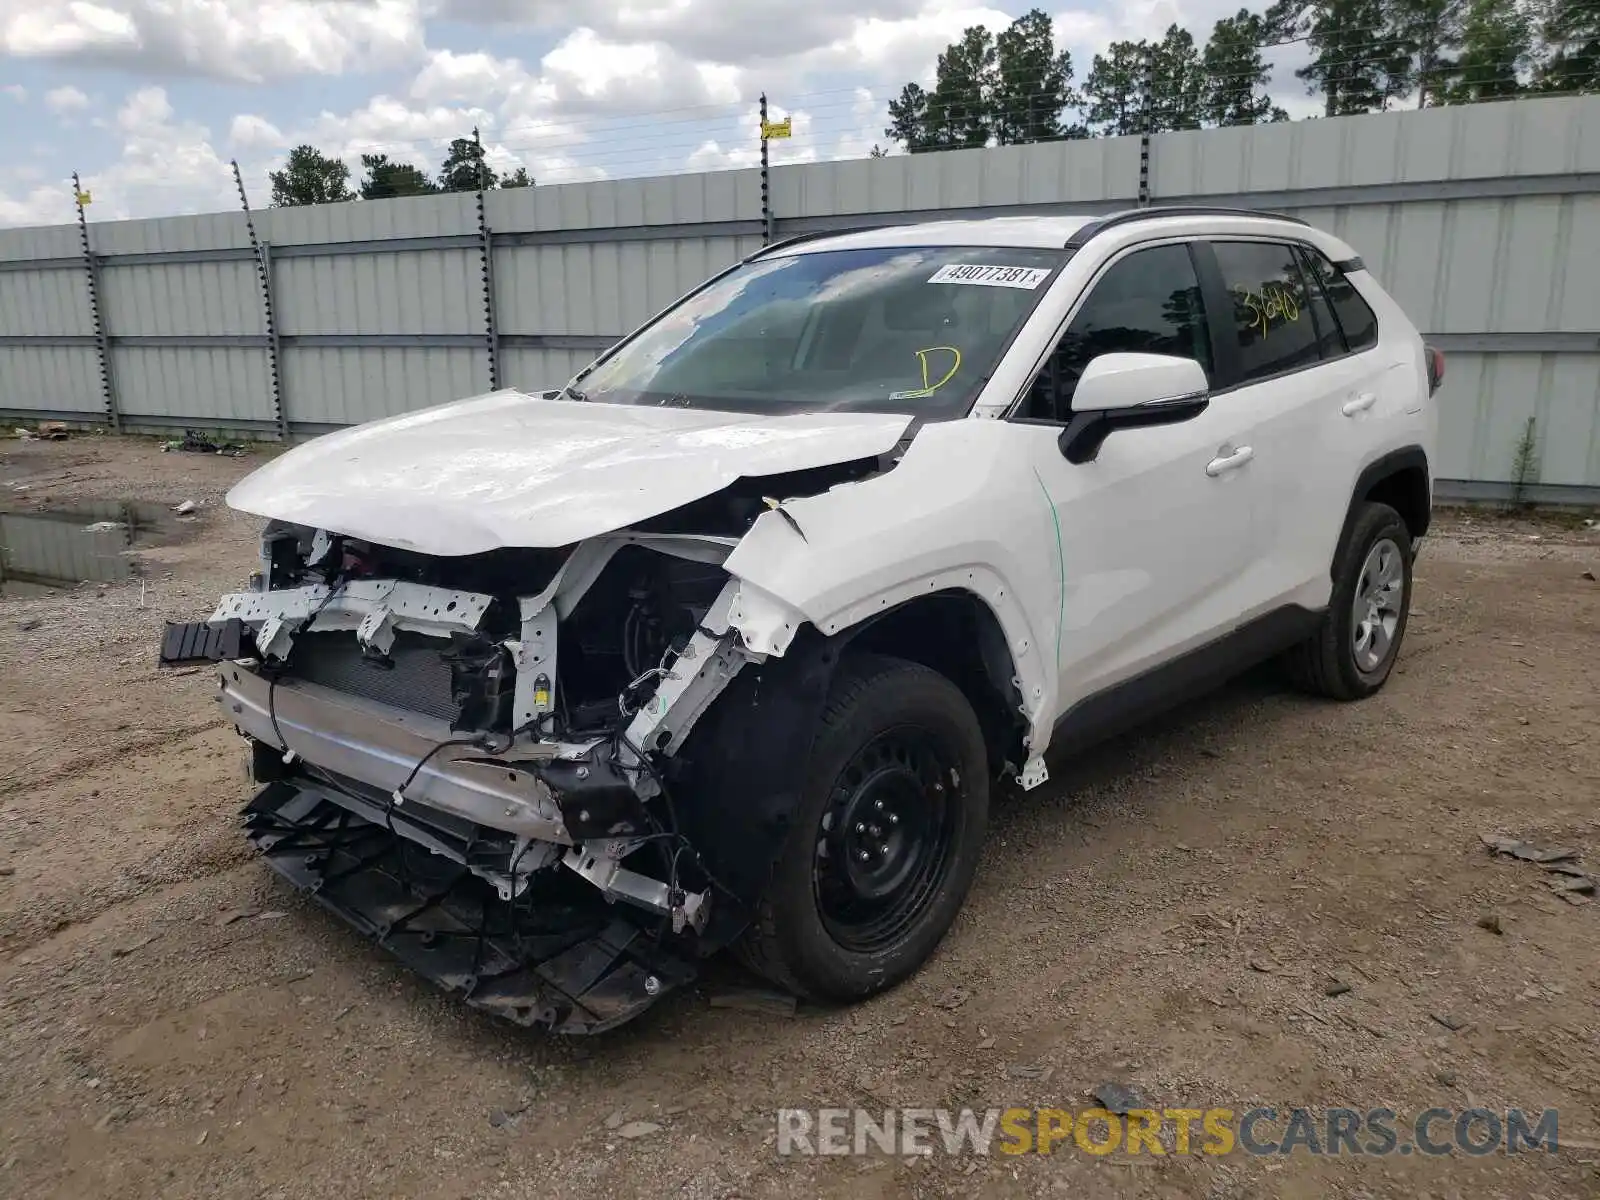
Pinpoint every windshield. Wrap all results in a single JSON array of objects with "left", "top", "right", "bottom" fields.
[{"left": 572, "top": 244, "right": 1068, "bottom": 417}]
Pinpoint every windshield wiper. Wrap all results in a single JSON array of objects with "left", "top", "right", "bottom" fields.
[{"left": 561, "top": 384, "right": 587, "bottom": 402}]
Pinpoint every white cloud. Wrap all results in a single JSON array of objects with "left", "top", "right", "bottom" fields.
[
  {"left": 434, "top": 0, "right": 929, "bottom": 64},
  {"left": 0, "top": 0, "right": 426, "bottom": 82},
  {"left": 43, "top": 84, "right": 91, "bottom": 112},
  {"left": 0, "top": 181, "right": 69, "bottom": 227},
  {"left": 228, "top": 113, "right": 285, "bottom": 149},
  {"left": 409, "top": 48, "right": 529, "bottom": 105},
  {"left": 68, "top": 86, "right": 238, "bottom": 220},
  {"left": 0, "top": 0, "right": 1356, "bottom": 227}
]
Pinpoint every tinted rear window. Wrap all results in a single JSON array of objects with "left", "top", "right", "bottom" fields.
[{"left": 1302, "top": 248, "right": 1379, "bottom": 351}]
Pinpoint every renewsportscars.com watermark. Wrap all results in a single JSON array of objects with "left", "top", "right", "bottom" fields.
[{"left": 776, "top": 1107, "right": 1561, "bottom": 1158}]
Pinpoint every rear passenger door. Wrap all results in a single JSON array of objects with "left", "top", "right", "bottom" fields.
[{"left": 1199, "top": 240, "right": 1371, "bottom": 614}]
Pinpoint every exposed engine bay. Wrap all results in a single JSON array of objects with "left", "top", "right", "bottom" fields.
[{"left": 169, "top": 509, "right": 828, "bottom": 1033}]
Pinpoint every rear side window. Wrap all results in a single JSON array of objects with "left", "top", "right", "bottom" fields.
[
  {"left": 1301, "top": 249, "right": 1379, "bottom": 351},
  {"left": 1021, "top": 243, "right": 1211, "bottom": 419},
  {"left": 1294, "top": 247, "right": 1346, "bottom": 359},
  {"left": 1211, "top": 241, "right": 1321, "bottom": 383}
]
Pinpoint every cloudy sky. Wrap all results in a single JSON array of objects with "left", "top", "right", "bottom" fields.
[{"left": 0, "top": 0, "right": 1322, "bottom": 229}]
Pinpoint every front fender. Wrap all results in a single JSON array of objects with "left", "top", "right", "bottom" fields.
[{"left": 722, "top": 420, "right": 1060, "bottom": 754}]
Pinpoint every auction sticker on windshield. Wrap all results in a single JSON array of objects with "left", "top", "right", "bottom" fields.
[{"left": 928, "top": 264, "right": 1052, "bottom": 289}]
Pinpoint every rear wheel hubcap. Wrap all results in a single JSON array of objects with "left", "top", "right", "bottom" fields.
[{"left": 1351, "top": 537, "right": 1404, "bottom": 673}]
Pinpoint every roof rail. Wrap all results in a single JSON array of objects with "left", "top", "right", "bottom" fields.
[{"left": 1064, "top": 205, "right": 1310, "bottom": 249}]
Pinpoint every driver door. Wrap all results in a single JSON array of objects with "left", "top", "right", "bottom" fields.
[{"left": 1016, "top": 241, "right": 1265, "bottom": 723}]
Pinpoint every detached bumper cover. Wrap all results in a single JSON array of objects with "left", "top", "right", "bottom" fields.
[{"left": 244, "top": 780, "right": 696, "bottom": 1034}]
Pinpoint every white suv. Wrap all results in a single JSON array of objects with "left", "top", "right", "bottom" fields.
[{"left": 162, "top": 206, "right": 1440, "bottom": 1032}]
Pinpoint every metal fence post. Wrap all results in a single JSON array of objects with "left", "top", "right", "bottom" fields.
[
  {"left": 72, "top": 173, "right": 119, "bottom": 430},
  {"left": 760, "top": 94, "right": 773, "bottom": 245},
  {"left": 232, "top": 159, "right": 288, "bottom": 439},
  {"left": 1137, "top": 50, "right": 1154, "bottom": 208},
  {"left": 473, "top": 126, "right": 500, "bottom": 390},
  {"left": 259, "top": 241, "right": 288, "bottom": 434}
]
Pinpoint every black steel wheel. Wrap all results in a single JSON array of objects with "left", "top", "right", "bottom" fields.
[
  {"left": 738, "top": 653, "right": 989, "bottom": 1002},
  {"left": 814, "top": 728, "right": 960, "bottom": 954}
]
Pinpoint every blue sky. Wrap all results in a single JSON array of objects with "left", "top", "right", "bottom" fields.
[{"left": 0, "top": 0, "right": 1321, "bottom": 228}]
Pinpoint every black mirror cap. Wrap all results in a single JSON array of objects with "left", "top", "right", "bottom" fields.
[{"left": 1058, "top": 394, "right": 1210, "bottom": 464}]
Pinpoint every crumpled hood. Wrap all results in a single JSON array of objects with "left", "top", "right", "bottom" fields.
[{"left": 227, "top": 390, "right": 912, "bottom": 555}]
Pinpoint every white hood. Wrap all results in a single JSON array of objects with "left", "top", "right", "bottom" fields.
[{"left": 227, "top": 390, "right": 912, "bottom": 556}]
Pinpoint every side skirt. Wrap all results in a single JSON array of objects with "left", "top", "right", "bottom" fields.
[{"left": 1049, "top": 605, "right": 1323, "bottom": 759}]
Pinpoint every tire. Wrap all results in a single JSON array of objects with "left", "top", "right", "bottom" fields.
[
  {"left": 1285, "top": 501, "right": 1413, "bottom": 700},
  {"left": 736, "top": 653, "right": 990, "bottom": 1002}
]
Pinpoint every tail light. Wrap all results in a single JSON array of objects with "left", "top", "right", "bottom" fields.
[{"left": 1424, "top": 344, "right": 1445, "bottom": 395}]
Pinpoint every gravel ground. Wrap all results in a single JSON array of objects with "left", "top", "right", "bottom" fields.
[{"left": 1, "top": 434, "right": 1598, "bottom": 1200}]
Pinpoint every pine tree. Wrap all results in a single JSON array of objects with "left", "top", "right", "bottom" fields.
[
  {"left": 1202, "top": 10, "right": 1287, "bottom": 125},
  {"left": 268, "top": 145, "right": 353, "bottom": 207},
  {"left": 992, "top": 9, "right": 1082, "bottom": 144},
  {"left": 357, "top": 154, "right": 437, "bottom": 200},
  {"left": 1148, "top": 24, "right": 1206, "bottom": 130},
  {"left": 1268, "top": 0, "right": 1412, "bottom": 115},
  {"left": 1084, "top": 41, "right": 1152, "bottom": 135},
  {"left": 1536, "top": 0, "right": 1600, "bottom": 92},
  {"left": 1447, "top": 0, "right": 1532, "bottom": 99},
  {"left": 926, "top": 27, "right": 998, "bottom": 148},
  {"left": 886, "top": 84, "right": 935, "bottom": 152},
  {"left": 438, "top": 137, "right": 498, "bottom": 192},
  {"left": 1389, "top": 0, "right": 1467, "bottom": 105}
]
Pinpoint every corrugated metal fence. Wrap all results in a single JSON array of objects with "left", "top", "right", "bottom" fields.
[{"left": 2, "top": 95, "right": 1598, "bottom": 501}]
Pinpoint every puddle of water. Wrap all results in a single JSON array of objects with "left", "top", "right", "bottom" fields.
[{"left": 0, "top": 500, "right": 176, "bottom": 596}]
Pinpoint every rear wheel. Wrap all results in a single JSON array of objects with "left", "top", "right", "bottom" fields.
[
  {"left": 1285, "top": 501, "right": 1413, "bottom": 700},
  {"left": 737, "top": 654, "right": 989, "bottom": 1001}
]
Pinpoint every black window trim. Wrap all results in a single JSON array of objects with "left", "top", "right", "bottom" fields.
[
  {"left": 1002, "top": 234, "right": 1213, "bottom": 426},
  {"left": 1196, "top": 235, "right": 1381, "bottom": 397},
  {"left": 1291, "top": 243, "right": 1348, "bottom": 357},
  {"left": 1298, "top": 242, "right": 1380, "bottom": 355}
]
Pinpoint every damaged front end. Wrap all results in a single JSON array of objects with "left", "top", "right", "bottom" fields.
[{"left": 164, "top": 517, "right": 828, "bottom": 1034}]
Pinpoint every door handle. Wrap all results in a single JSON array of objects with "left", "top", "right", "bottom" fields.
[
  {"left": 1342, "top": 392, "right": 1377, "bottom": 416},
  {"left": 1205, "top": 445, "right": 1254, "bottom": 476}
]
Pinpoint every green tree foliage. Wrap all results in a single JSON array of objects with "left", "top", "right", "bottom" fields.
[
  {"left": 358, "top": 154, "right": 438, "bottom": 200},
  {"left": 1447, "top": 0, "right": 1532, "bottom": 98},
  {"left": 928, "top": 26, "right": 999, "bottom": 148},
  {"left": 1536, "top": 0, "right": 1599, "bottom": 92},
  {"left": 438, "top": 137, "right": 499, "bottom": 192},
  {"left": 1083, "top": 40, "right": 1150, "bottom": 135},
  {"left": 268, "top": 145, "right": 353, "bottom": 207},
  {"left": 1148, "top": 25, "right": 1207, "bottom": 130},
  {"left": 992, "top": 9, "right": 1083, "bottom": 143},
  {"left": 884, "top": 0, "right": 1581, "bottom": 151},
  {"left": 886, "top": 83, "right": 934, "bottom": 151},
  {"left": 1267, "top": 0, "right": 1412, "bottom": 115},
  {"left": 1202, "top": 10, "right": 1291, "bottom": 124},
  {"left": 1389, "top": 0, "right": 1466, "bottom": 105},
  {"left": 885, "top": 12, "right": 1080, "bottom": 150},
  {"left": 501, "top": 166, "right": 535, "bottom": 188}
]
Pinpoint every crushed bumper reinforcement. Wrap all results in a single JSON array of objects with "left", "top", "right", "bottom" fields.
[{"left": 244, "top": 780, "right": 697, "bottom": 1034}]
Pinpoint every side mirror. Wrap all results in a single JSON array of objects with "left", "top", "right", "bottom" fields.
[{"left": 1059, "top": 353, "right": 1210, "bottom": 464}]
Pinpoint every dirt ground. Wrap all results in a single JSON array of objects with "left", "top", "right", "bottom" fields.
[{"left": 1, "top": 433, "right": 1597, "bottom": 1200}]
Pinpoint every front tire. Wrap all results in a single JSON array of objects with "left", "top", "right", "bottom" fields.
[
  {"left": 1285, "top": 501, "right": 1413, "bottom": 700},
  {"left": 737, "top": 653, "right": 989, "bottom": 1001}
]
